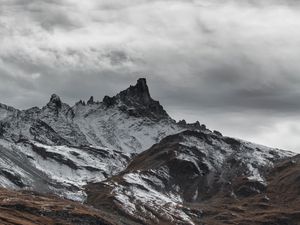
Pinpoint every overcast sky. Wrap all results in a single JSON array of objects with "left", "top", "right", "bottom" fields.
[{"left": 1, "top": 0, "right": 300, "bottom": 153}]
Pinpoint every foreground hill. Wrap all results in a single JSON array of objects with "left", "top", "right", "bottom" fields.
[
  {"left": 87, "top": 130, "right": 296, "bottom": 225},
  {"left": 0, "top": 154, "right": 299, "bottom": 225},
  {"left": 0, "top": 188, "right": 117, "bottom": 225}
]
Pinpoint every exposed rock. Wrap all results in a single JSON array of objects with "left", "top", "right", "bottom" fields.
[
  {"left": 87, "top": 96, "right": 94, "bottom": 105},
  {"left": 178, "top": 119, "right": 187, "bottom": 126},
  {"left": 119, "top": 78, "right": 151, "bottom": 104},
  {"left": 47, "top": 94, "right": 62, "bottom": 110},
  {"left": 233, "top": 177, "right": 267, "bottom": 197},
  {"left": 213, "top": 130, "right": 223, "bottom": 136},
  {"left": 30, "top": 119, "right": 66, "bottom": 145},
  {"left": 75, "top": 100, "right": 86, "bottom": 106},
  {"left": 116, "top": 78, "right": 170, "bottom": 119},
  {"left": 102, "top": 95, "right": 117, "bottom": 107},
  {"left": 0, "top": 122, "right": 4, "bottom": 137}
]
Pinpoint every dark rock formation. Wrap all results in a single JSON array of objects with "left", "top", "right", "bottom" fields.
[
  {"left": 102, "top": 95, "right": 116, "bottom": 107},
  {"left": 29, "top": 120, "right": 70, "bottom": 145},
  {"left": 47, "top": 94, "right": 62, "bottom": 110},
  {"left": 87, "top": 96, "right": 94, "bottom": 105},
  {"left": 213, "top": 130, "right": 223, "bottom": 136},
  {"left": 116, "top": 78, "right": 170, "bottom": 119},
  {"left": 119, "top": 78, "right": 152, "bottom": 105},
  {"left": 178, "top": 119, "right": 207, "bottom": 131},
  {"left": 0, "top": 122, "right": 4, "bottom": 137},
  {"left": 76, "top": 100, "right": 86, "bottom": 106}
]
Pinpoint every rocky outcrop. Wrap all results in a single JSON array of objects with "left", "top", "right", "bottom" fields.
[
  {"left": 119, "top": 78, "right": 152, "bottom": 105},
  {"left": 101, "top": 78, "right": 170, "bottom": 120},
  {"left": 102, "top": 95, "right": 116, "bottom": 107},
  {"left": 87, "top": 96, "right": 94, "bottom": 105},
  {"left": 118, "top": 78, "right": 170, "bottom": 119},
  {"left": 47, "top": 94, "right": 62, "bottom": 111}
]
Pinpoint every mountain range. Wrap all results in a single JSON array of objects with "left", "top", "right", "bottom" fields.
[{"left": 0, "top": 78, "right": 299, "bottom": 225}]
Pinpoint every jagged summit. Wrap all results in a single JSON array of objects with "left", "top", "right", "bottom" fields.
[
  {"left": 98, "top": 78, "right": 170, "bottom": 120},
  {"left": 101, "top": 78, "right": 151, "bottom": 107},
  {"left": 41, "top": 79, "right": 168, "bottom": 120},
  {"left": 48, "top": 94, "right": 62, "bottom": 109},
  {"left": 115, "top": 78, "right": 170, "bottom": 119},
  {"left": 87, "top": 96, "right": 94, "bottom": 105},
  {"left": 119, "top": 78, "right": 151, "bottom": 104}
]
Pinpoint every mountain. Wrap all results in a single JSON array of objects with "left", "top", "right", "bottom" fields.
[
  {"left": 0, "top": 78, "right": 298, "bottom": 225},
  {"left": 86, "top": 130, "right": 295, "bottom": 225},
  {"left": 0, "top": 78, "right": 202, "bottom": 200},
  {"left": 0, "top": 78, "right": 183, "bottom": 152}
]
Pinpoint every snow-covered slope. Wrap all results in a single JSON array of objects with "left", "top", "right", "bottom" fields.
[
  {"left": 70, "top": 78, "right": 186, "bottom": 152},
  {"left": 86, "top": 130, "right": 295, "bottom": 225},
  {"left": 0, "top": 139, "right": 131, "bottom": 201},
  {"left": 73, "top": 105, "right": 180, "bottom": 153}
]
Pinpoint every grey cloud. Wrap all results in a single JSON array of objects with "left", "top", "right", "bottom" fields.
[{"left": 1, "top": 0, "right": 300, "bottom": 152}]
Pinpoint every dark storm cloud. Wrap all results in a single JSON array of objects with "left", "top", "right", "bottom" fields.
[{"left": 1, "top": 0, "right": 300, "bottom": 151}]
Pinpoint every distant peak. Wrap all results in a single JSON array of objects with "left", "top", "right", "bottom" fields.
[
  {"left": 136, "top": 78, "right": 148, "bottom": 94},
  {"left": 87, "top": 96, "right": 94, "bottom": 105},
  {"left": 136, "top": 78, "right": 150, "bottom": 98},
  {"left": 75, "top": 100, "right": 86, "bottom": 106},
  {"left": 115, "top": 78, "right": 169, "bottom": 119},
  {"left": 119, "top": 78, "right": 151, "bottom": 104},
  {"left": 48, "top": 94, "right": 62, "bottom": 108},
  {"left": 103, "top": 95, "right": 116, "bottom": 107},
  {"left": 50, "top": 94, "right": 61, "bottom": 103}
]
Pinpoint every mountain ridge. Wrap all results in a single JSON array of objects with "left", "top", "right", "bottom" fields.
[{"left": 0, "top": 78, "right": 197, "bottom": 201}]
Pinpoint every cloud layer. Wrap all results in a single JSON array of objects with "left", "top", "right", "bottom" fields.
[{"left": 1, "top": 0, "right": 300, "bottom": 152}]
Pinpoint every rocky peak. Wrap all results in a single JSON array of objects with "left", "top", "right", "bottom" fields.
[
  {"left": 178, "top": 119, "right": 207, "bottom": 130},
  {"left": 103, "top": 95, "right": 116, "bottom": 107},
  {"left": 115, "top": 78, "right": 170, "bottom": 119},
  {"left": 75, "top": 100, "right": 86, "bottom": 106},
  {"left": 87, "top": 96, "right": 94, "bottom": 105},
  {"left": 44, "top": 94, "right": 65, "bottom": 117},
  {"left": 135, "top": 78, "right": 151, "bottom": 101},
  {"left": 48, "top": 94, "right": 62, "bottom": 109},
  {"left": 119, "top": 78, "right": 151, "bottom": 105}
]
